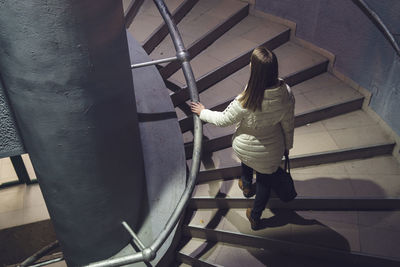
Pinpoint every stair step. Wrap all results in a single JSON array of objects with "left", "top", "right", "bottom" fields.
[
  {"left": 189, "top": 197, "right": 400, "bottom": 210},
  {"left": 169, "top": 30, "right": 290, "bottom": 107},
  {"left": 177, "top": 46, "right": 333, "bottom": 136},
  {"left": 195, "top": 143, "right": 395, "bottom": 184},
  {"left": 184, "top": 96, "right": 365, "bottom": 156},
  {"left": 185, "top": 108, "right": 394, "bottom": 166},
  {"left": 168, "top": 14, "right": 291, "bottom": 87},
  {"left": 178, "top": 237, "right": 352, "bottom": 267},
  {"left": 179, "top": 70, "right": 353, "bottom": 133},
  {"left": 160, "top": 4, "right": 250, "bottom": 79},
  {"left": 128, "top": 0, "right": 198, "bottom": 53},
  {"left": 177, "top": 238, "right": 222, "bottom": 266},
  {"left": 151, "top": 0, "right": 248, "bottom": 74},
  {"left": 193, "top": 154, "right": 400, "bottom": 199},
  {"left": 123, "top": 0, "right": 145, "bottom": 28},
  {"left": 181, "top": 69, "right": 360, "bottom": 139},
  {"left": 183, "top": 209, "right": 400, "bottom": 266}
]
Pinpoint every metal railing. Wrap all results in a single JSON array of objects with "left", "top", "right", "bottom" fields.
[
  {"left": 352, "top": 0, "right": 400, "bottom": 57},
  {"left": 83, "top": 0, "right": 202, "bottom": 266}
]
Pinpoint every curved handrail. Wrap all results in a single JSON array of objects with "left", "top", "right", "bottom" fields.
[
  {"left": 82, "top": 0, "right": 202, "bottom": 266},
  {"left": 352, "top": 0, "right": 400, "bottom": 57}
]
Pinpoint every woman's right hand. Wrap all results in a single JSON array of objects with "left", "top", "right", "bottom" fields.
[{"left": 190, "top": 102, "right": 205, "bottom": 115}]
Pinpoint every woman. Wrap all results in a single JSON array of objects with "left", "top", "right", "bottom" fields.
[{"left": 190, "top": 47, "right": 295, "bottom": 230}]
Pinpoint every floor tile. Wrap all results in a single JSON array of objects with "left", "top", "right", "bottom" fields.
[
  {"left": 0, "top": 185, "right": 25, "bottom": 213},
  {"left": 0, "top": 209, "right": 25, "bottom": 230},
  {"left": 230, "top": 64, "right": 250, "bottom": 87},
  {"left": 274, "top": 42, "right": 326, "bottom": 77},
  {"left": 303, "top": 83, "right": 361, "bottom": 109},
  {"left": 213, "top": 243, "right": 269, "bottom": 267},
  {"left": 294, "top": 93, "right": 317, "bottom": 114},
  {"left": 349, "top": 174, "right": 400, "bottom": 197},
  {"left": 322, "top": 110, "right": 377, "bottom": 131},
  {"left": 291, "top": 220, "right": 358, "bottom": 252},
  {"left": 328, "top": 124, "right": 391, "bottom": 149},
  {"left": 241, "top": 22, "right": 288, "bottom": 44},
  {"left": 0, "top": 157, "right": 18, "bottom": 184},
  {"left": 188, "top": 209, "right": 222, "bottom": 228},
  {"left": 169, "top": 52, "right": 224, "bottom": 84},
  {"left": 296, "top": 211, "right": 358, "bottom": 225},
  {"left": 180, "top": 237, "right": 222, "bottom": 263},
  {"left": 23, "top": 184, "right": 46, "bottom": 209},
  {"left": 23, "top": 205, "right": 50, "bottom": 225},
  {"left": 359, "top": 226, "right": 400, "bottom": 258},
  {"left": 291, "top": 131, "right": 339, "bottom": 156},
  {"left": 343, "top": 156, "right": 400, "bottom": 175},
  {"left": 293, "top": 174, "right": 355, "bottom": 197},
  {"left": 199, "top": 78, "right": 243, "bottom": 108},
  {"left": 294, "top": 121, "right": 327, "bottom": 137},
  {"left": 206, "top": 0, "right": 247, "bottom": 20},
  {"left": 292, "top": 161, "right": 349, "bottom": 175},
  {"left": 292, "top": 72, "right": 342, "bottom": 94},
  {"left": 358, "top": 211, "right": 400, "bottom": 232}
]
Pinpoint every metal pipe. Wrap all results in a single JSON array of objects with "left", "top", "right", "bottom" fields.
[
  {"left": 121, "top": 221, "right": 146, "bottom": 251},
  {"left": 130, "top": 56, "right": 178, "bottom": 68},
  {"left": 150, "top": 0, "right": 202, "bottom": 253},
  {"left": 28, "top": 257, "right": 64, "bottom": 267},
  {"left": 352, "top": 0, "right": 400, "bottom": 57},
  {"left": 19, "top": 241, "right": 60, "bottom": 267},
  {"left": 83, "top": 253, "right": 145, "bottom": 267}
]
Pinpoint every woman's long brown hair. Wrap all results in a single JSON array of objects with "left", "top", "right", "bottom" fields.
[{"left": 239, "top": 47, "right": 279, "bottom": 111}]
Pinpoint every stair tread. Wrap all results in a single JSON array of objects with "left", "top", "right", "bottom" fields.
[
  {"left": 168, "top": 14, "right": 290, "bottom": 85},
  {"left": 150, "top": 0, "right": 248, "bottom": 60},
  {"left": 178, "top": 237, "right": 340, "bottom": 267},
  {"left": 185, "top": 209, "right": 400, "bottom": 260},
  {"left": 184, "top": 73, "right": 363, "bottom": 143},
  {"left": 192, "top": 154, "right": 400, "bottom": 198},
  {"left": 127, "top": 0, "right": 185, "bottom": 44},
  {"left": 186, "top": 109, "right": 394, "bottom": 171}
]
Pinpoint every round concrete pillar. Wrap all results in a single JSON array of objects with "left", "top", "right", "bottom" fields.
[{"left": 0, "top": 0, "right": 145, "bottom": 265}]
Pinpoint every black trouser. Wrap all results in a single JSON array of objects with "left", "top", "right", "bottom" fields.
[{"left": 241, "top": 162, "right": 277, "bottom": 220}]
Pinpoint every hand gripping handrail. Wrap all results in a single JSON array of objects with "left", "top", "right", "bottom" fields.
[{"left": 82, "top": 0, "right": 202, "bottom": 266}]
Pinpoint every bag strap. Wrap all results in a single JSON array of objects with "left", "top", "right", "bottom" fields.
[{"left": 284, "top": 151, "right": 290, "bottom": 174}]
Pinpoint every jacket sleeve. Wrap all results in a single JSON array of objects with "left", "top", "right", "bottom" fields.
[
  {"left": 199, "top": 98, "right": 245, "bottom": 127},
  {"left": 281, "top": 86, "right": 295, "bottom": 150}
]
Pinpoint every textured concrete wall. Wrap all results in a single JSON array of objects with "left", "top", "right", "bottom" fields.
[
  {"left": 255, "top": 0, "right": 400, "bottom": 135},
  {"left": 0, "top": 81, "right": 25, "bottom": 158},
  {"left": 0, "top": 0, "right": 145, "bottom": 265}
]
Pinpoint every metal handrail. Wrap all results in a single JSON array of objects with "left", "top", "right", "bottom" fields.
[
  {"left": 352, "top": 0, "right": 400, "bottom": 57},
  {"left": 82, "top": 0, "right": 202, "bottom": 266}
]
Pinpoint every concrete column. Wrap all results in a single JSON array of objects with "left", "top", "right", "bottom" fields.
[{"left": 0, "top": 0, "right": 145, "bottom": 265}]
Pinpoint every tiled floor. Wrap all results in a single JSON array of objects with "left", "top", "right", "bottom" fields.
[
  {"left": 0, "top": 184, "right": 49, "bottom": 230},
  {"left": 0, "top": 154, "right": 45, "bottom": 230}
]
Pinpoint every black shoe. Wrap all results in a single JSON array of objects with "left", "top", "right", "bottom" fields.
[
  {"left": 246, "top": 208, "right": 261, "bottom": 230},
  {"left": 238, "top": 179, "right": 252, "bottom": 198}
]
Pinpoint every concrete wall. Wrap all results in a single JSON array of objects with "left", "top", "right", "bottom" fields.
[
  {"left": 255, "top": 0, "right": 400, "bottom": 135},
  {"left": 0, "top": 81, "right": 25, "bottom": 157}
]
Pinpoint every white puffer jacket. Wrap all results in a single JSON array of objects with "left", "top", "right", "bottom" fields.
[{"left": 200, "top": 83, "right": 295, "bottom": 174}]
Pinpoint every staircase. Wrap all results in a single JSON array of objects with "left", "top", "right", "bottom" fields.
[
  {"left": 127, "top": 0, "right": 400, "bottom": 266},
  {"left": 124, "top": 0, "right": 400, "bottom": 266}
]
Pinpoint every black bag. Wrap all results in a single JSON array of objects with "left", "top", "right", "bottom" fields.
[{"left": 272, "top": 152, "right": 297, "bottom": 202}]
